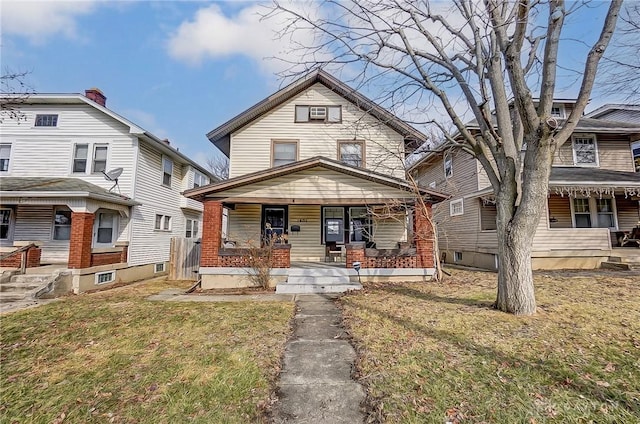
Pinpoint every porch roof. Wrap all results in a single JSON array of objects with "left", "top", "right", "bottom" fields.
[
  {"left": 549, "top": 167, "right": 640, "bottom": 186},
  {"left": 184, "top": 156, "right": 448, "bottom": 204},
  {"left": 0, "top": 177, "right": 140, "bottom": 206}
]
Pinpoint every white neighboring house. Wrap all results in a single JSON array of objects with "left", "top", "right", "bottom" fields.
[{"left": 0, "top": 89, "right": 215, "bottom": 292}]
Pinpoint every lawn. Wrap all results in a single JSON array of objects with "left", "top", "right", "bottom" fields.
[
  {"left": 340, "top": 269, "right": 640, "bottom": 423},
  {"left": 0, "top": 278, "right": 294, "bottom": 424}
]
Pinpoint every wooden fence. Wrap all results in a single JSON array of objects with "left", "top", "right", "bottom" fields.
[{"left": 169, "top": 237, "right": 201, "bottom": 280}]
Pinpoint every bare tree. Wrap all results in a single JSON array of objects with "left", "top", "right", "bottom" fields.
[
  {"left": 598, "top": 3, "right": 640, "bottom": 101},
  {"left": 206, "top": 154, "right": 229, "bottom": 180},
  {"left": 0, "top": 69, "right": 33, "bottom": 123},
  {"left": 267, "top": 0, "right": 623, "bottom": 315}
]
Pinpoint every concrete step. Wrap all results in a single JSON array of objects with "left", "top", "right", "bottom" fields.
[
  {"left": 288, "top": 268, "right": 352, "bottom": 277},
  {"left": 601, "top": 261, "right": 640, "bottom": 271},
  {"left": 0, "top": 291, "right": 28, "bottom": 303},
  {"left": 287, "top": 275, "right": 353, "bottom": 285},
  {"left": 10, "top": 274, "right": 50, "bottom": 284},
  {"left": 608, "top": 256, "right": 640, "bottom": 264},
  {"left": 276, "top": 282, "right": 362, "bottom": 294},
  {"left": 0, "top": 282, "right": 42, "bottom": 292}
]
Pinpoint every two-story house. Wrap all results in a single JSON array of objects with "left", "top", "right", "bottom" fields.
[
  {"left": 184, "top": 71, "right": 447, "bottom": 290},
  {"left": 409, "top": 100, "right": 640, "bottom": 270},
  {"left": 0, "top": 89, "right": 215, "bottom": 293}
]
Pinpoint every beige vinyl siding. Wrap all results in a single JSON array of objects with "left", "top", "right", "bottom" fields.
[
  {"left": 127, "top": 143, "right": 187, "bottom": 266},
  {"left": 547, "top": 196, "right": 573, "bottom": 228},
  {"left": 229, "top": 83, "right": 405, "bottom": 179},
  {"left": 371, "top": 215, "right": 407, "bottom": 249},
  {"left": 1, "top": 104, "right": 136, "bottom": 196},
  {"left": 226, "top": 204, "right": 261, "bottom": 245},
  {"left": 532, "top": 215, "right": 611, "bottom": 251},
  {"left": 288, "top": 205, "right": 323, "bottom": 261},
  {"left": 553, "top": 134, "right": 634, "bottom": 171},
  {"left": 614, "top": 197, "right": 639, "bottom": 231},
  {"left": 216, "top": 168, "right": 415, "bottom": 203}
]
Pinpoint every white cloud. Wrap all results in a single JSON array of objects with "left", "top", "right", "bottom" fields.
[
  {"left": 0, "top": 0, "right": 99, "bottom": 44},
  {"left": 166, "top": 2, "right": 321, "bottom": 73}
]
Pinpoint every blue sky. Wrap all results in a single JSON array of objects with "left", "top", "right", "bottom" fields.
[{"left": 0, "top": 1, "right": 625, "bottom": 168}]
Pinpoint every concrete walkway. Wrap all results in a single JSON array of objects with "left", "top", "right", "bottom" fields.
[{"left": 271, "top": 294, "right": 365, "bottom": 423}]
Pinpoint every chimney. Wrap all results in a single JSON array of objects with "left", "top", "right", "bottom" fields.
[{"left": 85, "top": 88, "right": 107, "bottom": 107}]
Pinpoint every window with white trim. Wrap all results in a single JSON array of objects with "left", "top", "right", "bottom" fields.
[
  {"left": 162, "top": 156, "right": 173, "bottom": 187},
  {"left": 450, "top": 199, "right": 464, "bottom": 216},
  {"left": 338, "top": 141, "right": 364, "bottom": 167},
  {"left": 272, "top": 141, "right": 298, "bottom": 167},
  {"left": 572, "top": 134, "right": 598, "bottom": 166},
  {"left": 444, "top": 153, "right": 453, "bottom": 178},
  {"left": 0, "top": 209, "right": 12, "bottom": 240},
  {"left": 72, "top": 144, "right": 89, "bottom": 173},
  {"left": 632, "top": 140, "right": 640, "bottom": 173},
  {"left": 571, "top": 197, "right": 617, "bottom": 229},
  {"left": 92, "top": 144, "right": 108, "bottom": 173},
  {"left": 295, "top": 105, "right": 342, "bottom": 123},
  {"left": 454, "top": 251, "right": 463, "bottom": 262},
  {"left": 96, "top": 271, "right": 115, "bottom": 285},
  {"left": 185, "top": 219, "right": 199, "bottom": 238},
  {"left": 154, "top": 263, "right": 165, "bottom": 273},
  {"left": 53, "top": 208, "right": 72, "bottom": 240},
  {"left": 35, "top": 114, "right": 58, "bottom": 127},
  {"left": 155, "top": 214, "right": 172, "bottom": 231},
  {"left": 0, "top": 144, "right": 11, "bottom": 172},
  {"left": 551, "top": 106, "right": 564, "bottom": 118},
  {"left": 94, "top": 211, "right": 118, "bottom": 246},
  {"left": 193, "top": 171, "right": 209, "bottom": 188}
]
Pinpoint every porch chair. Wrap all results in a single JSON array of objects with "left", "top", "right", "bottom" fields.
[
  {"left": 325, "top": 242, "right": 343, "bottom": 262},
  {"left": 619, "top": 226, "right": 640, "bottom": 248}
]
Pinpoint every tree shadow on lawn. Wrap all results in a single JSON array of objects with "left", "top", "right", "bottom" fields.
[
  {"left": 349, "top": 300, "right": 639, "bottom": 416},
  {"left": 377, "top": 284, "right": 495, "bottom": 309}
]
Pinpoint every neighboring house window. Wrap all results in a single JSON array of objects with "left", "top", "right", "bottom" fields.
[
  {"left": 34, "top": 114, "right": 58, "bottom": 127},
  {"left": 272, "top": 140, "right": 298, "bottom": 167},
  {"left": 73, "top": 144, "right": 89, "bottom": 173},
  {"left": 185, "top": 219, "right": 199, "bottom": 238},
  {"left": 338, "top": 141, "right": 364, "bottom": 167},
  {"left": 0, "top": 143, "right": 11, "bottom": 172},
  {"left": 632, "top": 141, "right": 640, "bottom": 172},
  {"left": 295, "top": 105, "right": 342, "bottom": 123},
  {"left": 572, "top": 134, "right": 598, "bottom": 166},
  {"left": 155, "top": 214, "right": 172, "bottom": 231},
  {"left": 92, "top": 144, "right": 108, "bottom": 173},
  {"left": 450, "top": 199, "right": 464, "bottom": 216},
  {"left": 551, "top": 106, "right": 564, "bottom": 118},
  {"left": 53, "top": 208, "right": 72, "bottom": 240},
  {"left": 162, "top": 156, "right": 173, "bottom": 187},
  {"left": 572, "top": 197, "right": 617, "bottom": 229},
  {"left": 444, "top": 153, "right": 453, "bottom": 178},
  {"left": 0, "top": 209, "right": 12, "bottom": 240},
  {"left": 193, "top": 171, "right": 209, "bottom": 188},
  {"left": 94, "top": 211, "right": 118, "bottom": 246},
  {"left": 480, "top": 200, "right": 497, "bottom": 231}
]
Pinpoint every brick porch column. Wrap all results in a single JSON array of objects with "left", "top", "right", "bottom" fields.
[
  {"left": 414, "top": 203, "right": 435, "bottom": 268},
  {"left": 346, "top": 242, "right": 366, "bottom": 269},
  {"left": 201, "top": 200, "right": 223, "bottom": 267},
  {"left": 68, "top": 212, "right": 95, "bottom": 269}
]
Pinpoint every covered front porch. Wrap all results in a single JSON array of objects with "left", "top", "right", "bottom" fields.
[{"left": 184, "top": 157, "right": 446, "bottom": 290}]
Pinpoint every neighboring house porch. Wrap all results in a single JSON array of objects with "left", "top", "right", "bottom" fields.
[{"left": 184, "top": 157, "right": 447, "bottom": 290}]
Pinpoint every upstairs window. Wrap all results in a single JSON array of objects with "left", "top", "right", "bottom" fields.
[
  {"left": 185, "top": 219, "right": 199, "bottom": 238},
  {"left": 0, "top": 144, "right": 11, "bottom": 172},
  {"left": 73, "top": 144, "right": 89, "bottom": 173},
  {"left": 572, "top": 134, "right": 598, "bottom": 166},
  {"left": 193, "top": 171, "right": 209, "bottom": 188},
  {"left": 338, "top": 141, "right": 364, "bottom": 167},
  {"left": 272, "top": 140, "right": 298, "bottom": 167},
  {"left": 450, "top": 199, "right": 464, "bottom": 216},
  {"left": 444, "top": 153, "right": 453, "bottom": 178},
  {"left": 92, "top": 144, "right": 108, "bottom": 173},
  {"left": 35, "top": 114, "right": 58, "bottom": 127},
  {"left": 155, "top": 214, "right": 172, "bottom": 231},
  {"left": 551, "top": 106, "right": 564, "bottom": 118},
  {"left": 162, "top": 156, "right": 173, "bottom": 187},
  {"left": 295, "top": 105, "right": 341, "bottom": 123},
  {"left": 632, "top": 141, "right": 640, "bottom": 172}
]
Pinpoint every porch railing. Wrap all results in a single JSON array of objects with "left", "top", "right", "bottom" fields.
[{"left": 0, "top": 243, "right": 42, "bottom": 273}]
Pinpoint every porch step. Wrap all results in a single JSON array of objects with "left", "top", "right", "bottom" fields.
[
  {"left": 607, "top": 255, "right": 640, "bottom": 264},
  {"left": 601, "top": 261, "right": 640, "bottom": 271},
  {"left": 1, "top": 281, "right": 42, "bottom": 292},
  {"left": 0, "top": 292, "right": 28, "bottom": 303},
  {"left": 277, "top": 270, "right": 361, "bottom": 294},
  {"left": 0, "top": 274, "right": 53, "bottom": 304}
]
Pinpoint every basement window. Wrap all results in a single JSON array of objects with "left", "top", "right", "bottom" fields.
[
  {"left": 454, "top": 251, "right": 463, "bottom": 262},
  {"left": 154, "top": 263, "right": 165, "bottom": 273},
  {"left": 96, "top": 271, "right": 115, "bottom": 285}
]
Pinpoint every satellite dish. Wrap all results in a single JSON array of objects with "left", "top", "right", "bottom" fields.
[{"left": 103, "top": 168, "right": 123, "bottom": 193}]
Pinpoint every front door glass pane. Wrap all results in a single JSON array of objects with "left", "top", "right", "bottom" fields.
[{"left": 324, "top": 207, "right": 344, "bottom": 243}]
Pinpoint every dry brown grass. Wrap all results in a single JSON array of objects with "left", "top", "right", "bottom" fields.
[
  {"left": 341, "top": 268, "right": 640, "bottom": 423},
  {"left": 1, "top": 278, "right": 295, "bottom": 423}
]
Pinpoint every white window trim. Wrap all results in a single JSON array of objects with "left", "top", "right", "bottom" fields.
[
  {"left": 52, "top": 207, "right": 72, "bottom": 241},
  {"left": 631, "top": 140, "right": 640, "bottom": 172},
  {"left": 0, "top": 208, "right": 14, "bottom": 241},
  {"left": 193, "top": 170, "right": 208, "bottom": 188},
  {"left": 70, "top": 142, "right": 110, "bottom": 175},
  {"left": 0, "top": 143, "right": 12, "bottom": 174},
  {"left": 154, "top": 214, "right": 172, "bottom": 231},
  {"left": 454, "top": 251, "right": 463, "bottom": 262},
  {"left": 450, "top": 199, "right": 464, "bottom": 217},
  {"left": 162, "top": 155, "right": 173, "bottom": 188},
  {"left": 95, "top": 271, "right": 116, "bottom": 285},
  {"left": 444, "top": 153, "right": 453, "bottom": 178},
  {"left": 154, "top": 263, "right": 165, "bottom": 273},
  {"left": 92, "top": 143, "right": 109, "bottom": 174},
  {"left": 92, "top": 211, "right": 119, "bottom": 248},
  {"left": 571, "top": 133, "right": 599, "bottom": 167},
  {"left": 551, "top": 105, "right": 565, "bottom": 118},
  {"left": 569, "top": 197, "right": 618, "bottom": 230},
  {"left": 34, "top": 114, "right": 59, "bottom": 128}
]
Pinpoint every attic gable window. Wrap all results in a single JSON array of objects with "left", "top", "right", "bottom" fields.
[
  {"left": 551, "top": 106, "right": 564, "bottom": 118},
  {"left": 572, "top": 134, "right": 598, "bottom": 166},
  {"left": 295, "top": 105, "right": 341, "bottom": 123},
  {"left": 444, "top": 153, "right": 453, "bottom": 178},
  {"left": 35, "top": 114, "right": 58, "bottom": 127}
]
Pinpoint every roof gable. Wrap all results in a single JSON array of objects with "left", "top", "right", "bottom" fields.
[{"left": 207, "top": 71, "right": 428, "bottom": 157}]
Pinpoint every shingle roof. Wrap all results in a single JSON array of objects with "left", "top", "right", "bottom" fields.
[
  {"left": 549, "top": 167, "right": 640, "bottom": 186},
  {"left": 0, "top": 177, "right": 140, "bottom": 205}
]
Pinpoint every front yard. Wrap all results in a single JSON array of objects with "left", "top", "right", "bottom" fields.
[
  {"left": 341, "top": 269, "right": 640, "bottom": 423},
  {"left": 0, "top": 279, "right": 294, "bottom": 424}
]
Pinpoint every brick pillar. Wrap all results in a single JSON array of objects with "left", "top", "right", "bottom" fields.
[
  {"left": 68, "top": 212, "right": 95, "bottom": 269},
  {"left": 414, "top": 203, "right": 434, "bottom": 268},
  {"left": 346, "top": 242, "right": 366, "bottom": 268},
  {"left": 25, "top": 247, "right": 42, "bottom": 268},
  {"left": 119, "top": 245, "right": 129, "bottom": 263},
  {"left": 272, "top": 244, "right": 291, "bottom": 268},
  {"left": 201, "top": 201, "right": 223, "bottom": 267}
]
